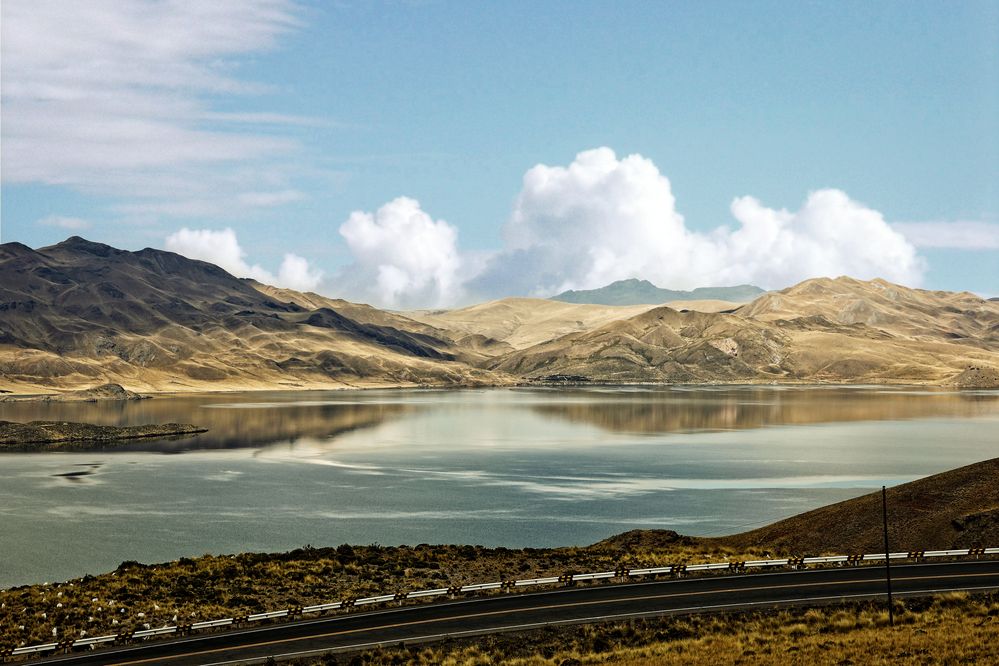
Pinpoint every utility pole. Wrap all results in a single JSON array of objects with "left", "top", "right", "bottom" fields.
[{"left": 882, "top": 485, "right": 894, "bottom": 627}]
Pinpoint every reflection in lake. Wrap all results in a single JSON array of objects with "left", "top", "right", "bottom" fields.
[
  {"left": 0, "top": 386, "right": 997, "bottom": 588},
  {"left": 527, "top": 386, "right": 999, "bottom": 434},
  {"left": 0, "top": 392, "right": 415, "bottom": 451}
]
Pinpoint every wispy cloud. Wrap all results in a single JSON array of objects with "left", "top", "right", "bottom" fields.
[
  {"left": 892, "top": 221, "right": 999, "bottom": 250},
  {"left": 36, "top": 215, "right": 91, "bottom": 231},
  {"left": 1, "top": 0, "right": 311, "bottom": 219}
]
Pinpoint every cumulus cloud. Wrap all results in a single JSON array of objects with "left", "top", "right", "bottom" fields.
[
  {"left": 37, "top": 215, "right": 91, "bottom": 230},
  {"left": 468, "top": 148, "right": 924, "bottom": 298},
  {"left": 165, "top": 227, "right": 323, "bottom": 292},
  {"left": 891, "top": 221, "right": 999, "bottom": 250},
  {"left": 337, "top": 197, "right": 465, "bottom": 308},
  {"left": 1, "top": 0, "right": 311, "bottom": 218},
  {"left": 333, "top": 148, "right": 930, "bottom": 308}
]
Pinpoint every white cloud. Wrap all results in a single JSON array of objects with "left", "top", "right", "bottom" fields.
[
  {"left": 469, "top": 148, "right": 924, "bottom": 297},
  {"left": 337, "top": 197, "right": 465, "bottom": 308},
  {"left": 891, "top": 221, "right": 999, "bottom": 250},
  {"left": 1, "top": 0, "right": 310, "bottom": 218},
  {"left": 164, "top": 227, "right": 322, "bottom": 292},
  {"left": 720, "top": 189, "right": 924, "bottom": 288},
  {"left": 37, "top": 215, "right": 91, "bottom": 230},
  {"left": 274, "top": 254, "right": 324, "bottom": 293},
  {"left": 331, "top": 148, "right": 934, "bottom": 308}
]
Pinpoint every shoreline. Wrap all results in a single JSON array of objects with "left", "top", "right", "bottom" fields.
[{"left": 0, "top": 378, "right": 991, "bottom": 400}]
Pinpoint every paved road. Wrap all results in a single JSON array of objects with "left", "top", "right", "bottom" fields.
[{"left": 34, "top": 560, "right": 999, "bottom": 666}]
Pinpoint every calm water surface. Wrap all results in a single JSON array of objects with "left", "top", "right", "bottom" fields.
[{"left": 1, "top": 386, "right": 997, "bottom": 588}]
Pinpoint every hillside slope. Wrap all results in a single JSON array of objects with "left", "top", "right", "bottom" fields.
[
  {"left": 0, "top": 238, "right": 504, "bottom": 392},
  {"left": 738, "top": 276, "right": 999, "bottom": 346},
  {"left": 717, "top": 457, "right": 999, "bottom": 554},
  {"left": 407, "top": 298, "right": 658, "bottom": 351},
  {"left": 489, "top": 277, "right": 999, "bottom": 386}
]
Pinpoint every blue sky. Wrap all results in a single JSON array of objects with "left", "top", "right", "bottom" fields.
[{"left": 2, "top": 0, "right": 997, "bottom": 304}]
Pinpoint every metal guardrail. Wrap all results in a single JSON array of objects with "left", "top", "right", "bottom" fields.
[{"left": 7, "top": 546, "right": 998, "bottom": 658}]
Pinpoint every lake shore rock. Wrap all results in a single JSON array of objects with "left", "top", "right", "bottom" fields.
[{"left": 0, "top": 420, "right": 206, "bottom": 450}]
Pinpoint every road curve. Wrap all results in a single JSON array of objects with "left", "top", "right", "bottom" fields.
[{"left": 33, "top": 560, "right": 999, "bottom": 666}]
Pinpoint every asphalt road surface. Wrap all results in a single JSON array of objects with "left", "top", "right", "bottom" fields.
[{"left": 32, "top": 560, "right": 999, "bottom": 666}]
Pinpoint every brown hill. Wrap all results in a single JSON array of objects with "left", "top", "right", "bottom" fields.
[
  {"left": 489, "top": 306, "right": 791, "bottom": 382},
  {"left": 407, "top": 298, "right": 743, "bottom": 354},
  {"left": 716, "top": 457, "right": 999, "bottom": 554},
  {"left": 738, "top": 276, "right": 999, "bottom": 347},
  {"left": 409, "top": 298, "right": 666, "bottom": 352},
  {"left": 0, "top": 238, "right": 505, "bottom": 393},
  {"left": 487, "top": 278, "right": 999, "bottom": 386}
]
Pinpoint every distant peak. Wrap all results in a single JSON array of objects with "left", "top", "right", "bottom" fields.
[
  {"left": 50, "top": 236, "right": 117, "bottom": 256},
  {"left": 552, "top": 280, "right": 764, "bottom": 306}
]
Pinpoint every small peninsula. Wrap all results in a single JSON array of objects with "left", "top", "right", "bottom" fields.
[{"left": 0, "top": 421, "right": 207, "bottom": 451}]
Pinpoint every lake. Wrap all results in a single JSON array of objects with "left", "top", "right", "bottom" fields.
[{"left": 1, "top": 385, "right": 998, "bottom": 588}]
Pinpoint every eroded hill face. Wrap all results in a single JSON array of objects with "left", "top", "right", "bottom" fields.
[
  {"left": 405, "top": 297, "right": 741, "bottom": 351},
  {"left": 407, "top": 298, "right": 657, "bottom": 351},
  {"left": 0, "top": 238, "right": 505, "bottom": 392},
  {"left": 738, "top": 276, "right": 999, "bottom": 346},
  {"left": 1, "top": 238, "right": 996, "bottom": 392},
  {"left": 484, "top": 278, "right": 999, "bottom": 386}
]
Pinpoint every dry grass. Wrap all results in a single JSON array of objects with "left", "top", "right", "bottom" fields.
[
  {"left": 289, "top": 594, "right": 999, "bottom": 665},
  {"left": 0, "top": 539, "right": 762, "bottom": 650}
]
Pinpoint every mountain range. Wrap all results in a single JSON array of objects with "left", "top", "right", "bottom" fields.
[
  {"left": 1, "top": 237, "right": 996, "bottom": 392},
  {"left": 551, "top": 279, "right": 764, "bottom": 305}
]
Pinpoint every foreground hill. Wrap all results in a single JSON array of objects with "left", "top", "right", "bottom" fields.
[
  {"left": 0, "top": 238, "right": 504, "bottom": 392},
  {"left": 489, "top": 277, "right": 999, "bottom": 386},
  {"left": 724, "top": 457, "right": 999, "bottom": 553},
  {"left": 552, "top": 278, "right": 764, "bottom": 305},
  {"left": 599, "top": 458, "right": 999, "bottom": 555}
]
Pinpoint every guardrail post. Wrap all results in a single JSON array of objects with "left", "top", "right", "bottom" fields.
[{"left": 882, "top": 486, "right": 895, "bottom": 628}]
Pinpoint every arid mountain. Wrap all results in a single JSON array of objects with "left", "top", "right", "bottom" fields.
[
  {"left": 1, "top": 238, "right": 996, "bottom": 392},
  {"left": 488, "top": 277, "right": 999, "bottom": 386},
  {"left": 0, "top": 238, "right": 504, "bottom": 393},
  {"left": 552, "top": 278, "right": 764, "bottom": 306},
  {"left": 489, "top": 306, "right": 793, "bottom": 382},
  {"left": 738, "top": 276, "right": 999, "bottom": 346},
  {"left": 406, "top": 297, "right": 739, "bottom": 351}
]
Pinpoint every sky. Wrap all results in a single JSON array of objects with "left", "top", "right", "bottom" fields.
[{"left": 1, "top": 0, "right": 997, "bottom": 306}]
